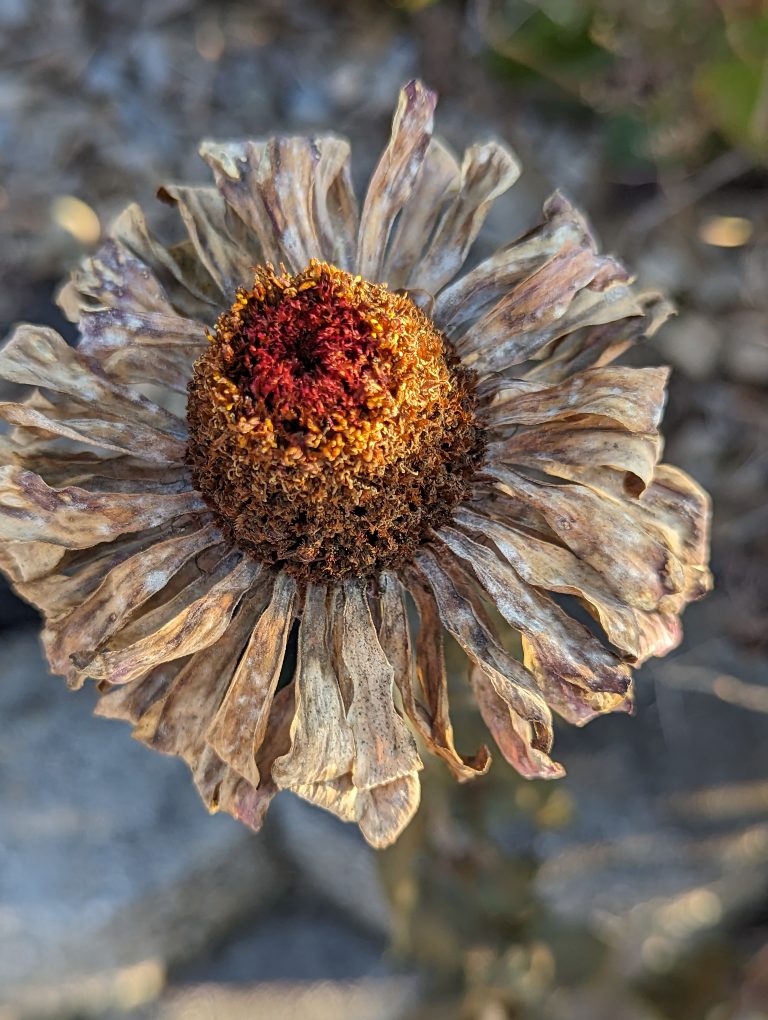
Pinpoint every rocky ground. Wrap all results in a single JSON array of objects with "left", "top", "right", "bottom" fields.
[{"left": 1, "top": 1, "right": 767, "bottom": 1018}]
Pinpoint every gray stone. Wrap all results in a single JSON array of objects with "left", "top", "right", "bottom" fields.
[
  {"left": 532, "top": 597, "right": 768, "bottom": 976},
  {"left": 0, "top": 630, "right": 282, "bottom": 1017}
]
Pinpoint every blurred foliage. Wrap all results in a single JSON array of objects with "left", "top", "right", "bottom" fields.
[{"left": 473, "top": 0, "right": 768, "bottom": 172}]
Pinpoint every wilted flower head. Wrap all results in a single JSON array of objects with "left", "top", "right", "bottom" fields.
[{"left": 0, "top": 82, "right": 711, "bottom": 847}]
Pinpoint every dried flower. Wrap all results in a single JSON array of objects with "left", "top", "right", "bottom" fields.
[{"left": 0, "top": 81, "right": 711, "bottom": 847}]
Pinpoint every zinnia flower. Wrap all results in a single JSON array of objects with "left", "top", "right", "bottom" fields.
[{"left": 0, "top": 81, "right": 711, "bottom": 847}]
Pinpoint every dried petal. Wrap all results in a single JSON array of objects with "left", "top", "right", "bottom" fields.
[{"left": 357, "top": 80, "right": 436, "bottom": 281}]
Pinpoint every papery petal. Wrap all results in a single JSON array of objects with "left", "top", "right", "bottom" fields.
[
  {"left": 455, "top": 506, "right": 682, "bottom": 665},
  {"left": 41, "top": 522, "right": 222, "bottom": 683},
  {"left": 383, "top": 139, "right": 460, "bottom": 289},
  {"left": 0, "top": 325, "right": 186, "bottom": 434},
  {"left": 340, "top": 579, "right": 423, "bottom": 790},
  {"left": 0, "top": 540, "right": 64, "bottom": 583},
  {"left": 157, "top": 184, "right": 260, "bottom": 297},
  {"left": 377, "top": 570, "right": 490, "bottom": 780},
  {"left": 488, "top": 422, "right": 662, "bottom": 494},
  {"left": 207, "top": 572, "right": 298, "bottom": 786},
  {"left": 272, "top": 583, "right": 356, "bottom": 788},
  {"left": 0, "top": 400, "right": 187, "bottom": 464},
  {"left": 80, "top": 556, "right": 261, "bottom": 685},
  {"left": 482, "top": 366, "right": 669, "bottom": 434},
  {"left": 435, "top": 527, "right": 632, "bottom": 698},
  {"left": 409, "top": 141, "right": 520, "bottom": 295},
  {"left": 459, "top": 253, "right": 642, "bottom": 376},
  {"left": 470, "top": 664, "right": 565, "bottom": 780},
  {"left": 486, "top": 464, "right": 687, "bottom": 612},
  {"left": 132, "top": 586, "right": 270, "bottom": 761},
  {"left": 357, "top": 79, "right": 437, "bottom": 281},
  {"left": 527, "top": 292, "right": 674, "bottom": 382},
  {"left": 0, "top": 466, "right": 204, "bottom": 548},
  {"left": 201, "top": 136, "right": 357, "bottom": 273},
  {"left": 407, "top": 553, "right": 555, "bottom": 746}
]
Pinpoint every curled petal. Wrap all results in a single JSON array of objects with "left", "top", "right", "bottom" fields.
[
  {"left": 460, "top": 252, "right": 642, "bottom": 375},
  {"left": 0, "top": 400, "right": 187, "bottom": 464},
  {"left": 488, "top": 422, "right": 662, "bottom": 495},
  {"left": 357, "top": 79, "right": 437, "bottom": 281},
  {"left": 377, "top": 570, "right": 490, "bottom": 780},
  {"left": 272, "top": 583, "right": 356, "bottom": 788},
  {"left": 0, "top": 325, "right": 186, "bottom": 434},
  {"left": 409, "top": 140, "right": 520, "bottom": 295},
  {"left": 0, "top": 540, "right": 64, "bottom": 584},
  {"left": 80, "top": 557, "right": 261, "bottom": 685},
  {"left": 527, "top": 291, "right": 674, "bottom": 382},
  {"left": 436, "top": 527, "right": 632, "bottom": 698},
  {"left": 201, "top": 136, "right": 357, "bottom": 273},
  {"left": 0, "top": 466, "right": 204, "bottom": 548},
  {"left": 407, "top": 553, "right": 554, "bottom": 747},
  {"left": 157, "top": 184, "right": 259, "bottom": 297},
  {"left": 487, "top": 464, "right": 687, "bottom": 612},
  {"left": 95, "top": 659, "right": 187, "bottom": 725},
  {"left": 41, "top": 522, "right": 222, "bottom": 683},
  {"left": 384, "top": 139, "right": 460, "bottom": 289},
  {"left": 456, "top": 507, "right": 682, "bottom": 665},
  {"left": 207, "top": 572, "right": 298, "bottom": 787},
  {"left": 470, "top": 664, "right": 565, "bottom": 780},
  {"left": 483, "top": 366, "right": 669, "bottom": 435},
  {"left": 341, "top": 579, "right": 423, "bottom": 790},
  {"left": 131, "top": 586, "right": 270, "bottom": 760}
]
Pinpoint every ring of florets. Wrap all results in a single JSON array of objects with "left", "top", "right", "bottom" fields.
[{"left": 186, "top": 260, "right": 485, "bottom": 582}]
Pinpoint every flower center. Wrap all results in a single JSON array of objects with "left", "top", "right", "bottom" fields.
[{"left": 186, "top": 260, "right": 485, "bottom": 581}]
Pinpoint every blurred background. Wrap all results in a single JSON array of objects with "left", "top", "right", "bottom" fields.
[{"left": 1, "top": 1, "right": 768, "bottom": 1017}]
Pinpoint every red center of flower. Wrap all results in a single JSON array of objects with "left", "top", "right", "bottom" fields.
[
  {"left": 225, "top": 274, "right": 385, "bottom": 430},
  {"left": 186, "top": 261, "right": 485, "bottom": 581}
]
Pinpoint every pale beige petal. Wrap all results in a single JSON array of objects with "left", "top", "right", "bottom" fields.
[
  {"left": 470, "top": 664, "right": 565, "bottom": 780},
  {"left": 455, "top": 507, "right": 682, "bottom": 665},
  {"left": 157, "top": 184, "right": 259, "bottom": 296},
  {"left": 272, "top": 583, "right": 356, "bottom": 788},
  {"left": 106, "top": 548, "right": 235, "bottom": 649},
  {"left": 377, "top": 570, "right": 490, "bottom": 780},
  {"left": 487, "top": 464, "right": 688, "bottom": 612},
  {"left": 488, "top": 423, "right": 662, "bottom": 494},
  {"left": 206, "top": 572, "right": 298, "bottom": 786},
  {"left": 57, "top": 236, "right": 184, "bottom": 324},
  {"left": 634, "top": 465, "right": 713, "bottom": 602},
  {"left": 14, "top": 528, "right": 177, "bottom": 618},
  {"left": 130, "top": 587, "right": 270, "bottom": 759},
  {"left": 81, "top": 557, "right": 261, "bottom": 685},
  {"left": 201, "top": 136, "right": 357, "bottom": 272},
  {"left": 0, "top": 401, "right": 187, "bottom": 464},
  {"left": 435, "top": 527, "right": 632, "bottom": 698},
  {"left": 527, "top": 292, "right": 674, "bottom": 383},
  {"left": 0, "top": 325, "right": 186, "bottom": 434},
  {"left": 340, "top": 579, "right": 423, "bottom": 790},
  {"left": 407, "top": 553, "right": 555, "bottom": 747},
  {"left": 94, "top": 659, "right": 187, "bottom": 724},
  {"left": 0, "top": 466, "right": 204, "bottom": 548},
  {"left": 459, "top": 253, "right": 643, "bottom": 376},
  {"left": 0, "top": 541, "right": 64, "bottom": 583},
  {"left": 433, "top": 191, "right": 593, "bottom": 330},
  {"left": 108, "top": 202, "right": 222, "bottom": 315},
  {"left": 356, "top": 79, "right": 437, "bottom": 281},
  {"left": 41, "top": 523, "right": 222, "bottom": 683},
  {"left": 213, "top": 684, "right": 296, "bottom": 830},
  {"left": 408, "top": 141, "right": 520, "bottom": 295},
  {"left": 357, "top": 774, "right": 421, "bottom": 849},
  {"left": 383, "top": 139, "right": 460, "bottom": 289},
  {"left": 291, "top": 772, "right": 422, "bottom": 850},
  {"left": 483, "top": 366, "right": 669, "bottom": 434}
]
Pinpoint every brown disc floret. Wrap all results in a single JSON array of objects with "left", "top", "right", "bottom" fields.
[{"left": 186, "top": 260, "right": 485, "bottom": 581}]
